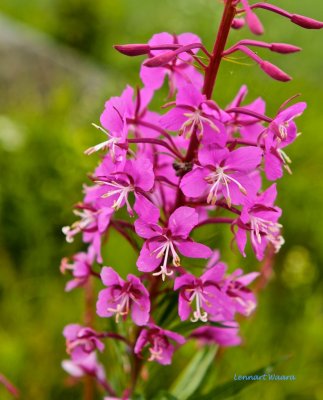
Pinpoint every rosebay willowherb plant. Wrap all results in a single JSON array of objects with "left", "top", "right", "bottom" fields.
[{"left": 61, "top": 1, "right": 323, "bottom": 399}]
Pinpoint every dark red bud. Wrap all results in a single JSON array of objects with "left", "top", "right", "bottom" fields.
[
  {"left": 260, "top": 61, "right": 292, "bottom": 82},
  {"left": 114, "top": 44, "right": 150, "bottom": 56},
  {"left": 143, "top": 50, "right": 176, "bottom": 67},
  {"left": 290, "top": 14, "right": 323, "bottom": 29},
  {"left": 270, "top": 43, "right": 301, "bottom": 54}
]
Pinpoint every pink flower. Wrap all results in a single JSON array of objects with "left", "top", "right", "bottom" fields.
[
  {"left": 235, "top": 184, "right": 284, "bottom": 260},
  {"left": 174, "top": 265, "right": 234, "bottom": 322},
  {"left": 222, "top": 269, "right": 259, "bottom": 316},
  {"left": 89, "top": 156, "right": 155, "bottom": 217},
  {"left": 264, "top": 102, "right": 306, "bottom": 180},
  {"left": 160, "top": 85, "right": 227, "bottom": 147},
  {"left": 62, "top": 204, "right": 113, "bottom": 263},
  {"left": 140, "top": 32, "right": 203, "bottom": 94},
  {"left": 134, "top": 324, "right": 185, "bottom": 365},
  {"left": 60, "top": 248, "right": 94, "bottom": 291},
  {"left": 135, "top": 206, "right": 212, "bottom": 280},
  {"left": 96, "top": 267, "right": 150, "bottom": 326},
  {"left": 227, "top": 85, "right": 266, "bottom": 140},
  {"left": 63, "top": 324, "right": 105, "bottom": 356},
  {"left": 62, "top": 352, "right": 106, "bottom": 381},
  {"left": 160, "top": 84, "right": 227, "bottom": 145},
  {"left": 180, "top": 144, "right": 263, "bottom": 207}
]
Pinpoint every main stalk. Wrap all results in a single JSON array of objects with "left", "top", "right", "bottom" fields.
[{"left": 184, "top": 0, "right": 236, "bottom": 164}]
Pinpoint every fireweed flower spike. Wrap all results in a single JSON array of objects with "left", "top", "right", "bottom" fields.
[{"left": 61, "top": 0, "right": 322, "bottom": 397}]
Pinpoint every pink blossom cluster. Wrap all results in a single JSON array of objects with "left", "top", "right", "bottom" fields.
[{"left": 61, "top": 0, "right": 322, "bottom": 397}]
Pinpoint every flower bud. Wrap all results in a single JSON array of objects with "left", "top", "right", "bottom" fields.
[
  {"left": 270, "top": 43, "right": 301, "bottom": 54},
  {"left": 114, "top": 44, "right": 150, "bottom": 56},
  {"left": 143, "top": 50, "right": 177, "bottom": 67},
  {"left": 246, "top": 11, "right": 264, "bottom": 35},
  {"left": 231, "top": 17, "right": 245, "bottom": 30},
  {"left": 290, "top": 14, "right": 323, "bottom": 29},
  {"left": 260, "top": 61, "right": 292, "bottom": 82}
]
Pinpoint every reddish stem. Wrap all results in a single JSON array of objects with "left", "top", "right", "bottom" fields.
[
  {"left": 181, "top": 0, "right": 236, "bottom": 166},
  {"left": 128, "top": 137, "right": 182, "bottom": 159},
  {"left": 203, "top": 0, "right": 236, "bottom": 99},
  {"left": 84, "top": 280, "right": 95, "bottom": 400},
  {"left": 195, "top": 217, "right": 235, "bottom": 229}
]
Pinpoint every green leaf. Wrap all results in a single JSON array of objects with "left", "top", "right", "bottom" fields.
[{"left": 170, "top": 346, "right": 218, "bottom": 400}]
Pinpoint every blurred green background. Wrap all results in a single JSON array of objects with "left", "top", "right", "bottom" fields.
[{"left": 0, "top": 0, "right": 322, "bottom": 399}]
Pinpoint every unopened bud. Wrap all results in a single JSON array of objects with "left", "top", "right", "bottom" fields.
[
  {"left": 290, "top": 14, "right": 323, "bottom": 29},
  {"left": 114, "top": 44, "right": 150, "bottom": 56},
  {"left": 260, "top": 61, "right": 292, "bottom": 82},
  {"left": 143, "top": 50, "right": 176, "bottom": 67},
  {"left": 246, "top": 11, "right": 264, "bottom": 35},
  {"left": 270, "top": 43, "right": 301, "bottom": 54},
  {"left": 232, "top": 17, "right": 245, "bottom": 30}
]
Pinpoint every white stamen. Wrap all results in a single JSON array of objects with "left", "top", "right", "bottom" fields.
[
  {"left": 96, "top": 180, "right": 134, "bottom": 213},
  {"left": 62, "top": 209, "right": 96, "bottom": 243},
  {"left": 84, "top": 124, "right": 121, "bottom": 161},
  {"left": 250, "top": 216, "right": 284, "bottom": 253},
  {"left": 152, "top": 237, "right": 180, "bottom": 281},
  {"left": 180, "top": 110, "right": 219, "bottom": 140},
  {"left": 188, "top": 290, "right": 208, "bottom": 322},
  {"left": 205, "top": 167, "right": 247, "bottom": 207}
]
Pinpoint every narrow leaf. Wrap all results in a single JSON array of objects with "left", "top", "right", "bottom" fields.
[{"left": 170, "top": 346, "right": 218, "bottom": 400}]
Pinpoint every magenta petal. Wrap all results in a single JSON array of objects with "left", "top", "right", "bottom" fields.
[
  {"left": 134, "top": 329, "right": 149, "bottom": 355},
  {"left": 158, "top": 343, "right": 175, "bottom": 365},
  {"left": 140, "top": 65, "right": 166, "bottom": 89},
  {"left": 226, "top": 146, "right": 263, "bottom": 171},
  {"left": 237, "top": 272, "right": 260, "bottom": 286},
  {"left": 98, "top": 208, "right": 113, "bottom": 234},
  {"left": 128, "top": 157, "right": 155, "bottom": 191},
  {"left": 63, "top": 324, "right": 81, "bottom": 340},
  {"left": 134, "top": 218, "right": 161, "bottom": 239},
  {"left": 100, "top": 267, "right": 122, "bottom": 287},
  {"left": 134, "top": 194, "right": 160, "bottom": 223},
  {"left": 264, "top": 151, "right": 283, "bottom": 181},
  {"left": 174, "top": 274, "right": 195, "bottom": 290},
  {"left": 159, "top": 108, "right": 188, "bottom": 131},
  {"left": 136, "top": 241, "right": 162, "bottom": 272},
  {"left": 178, "top": 294, "right": 191, "bottom": 321},
  {"left": 176, "top": 84, "right": 205, "bottom": 107},
  {"left": 62, "top": 360, "right": 84, "bottom": 378},
  {"left": 96, "top": 288, "right": 115, "bottom": 318},
  {"left": 131, "top": 301, "right": 150, "bottom": 326},
  {"left": 198, "top": 146, "right": 229, "bottom": 166},
  {"left": 278, "top": 102, "right": 307, "bottom": 122},
  {"left": 100, "top": 96, "right": 125, "bottom": 133},
  {"left": 202, "top": 263, "right": 227, "bottom": 282},
  {"left": 149, "top": 32, "right": 174, "bottom": 54},
  {"left": 168, "top": 206, "right": 198, "bottom": 237},
  {"left": 235, "top": 227, "right": 247, "bottom": 257},
  {"left": 201, "top": 121, "right": 228, "bottom": 148},
  {"left": 180, "top": 168, "right": 209, "bottom": 198},
  {"left": 176, "top": 240, "right": 212, "bottom": 259}
]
